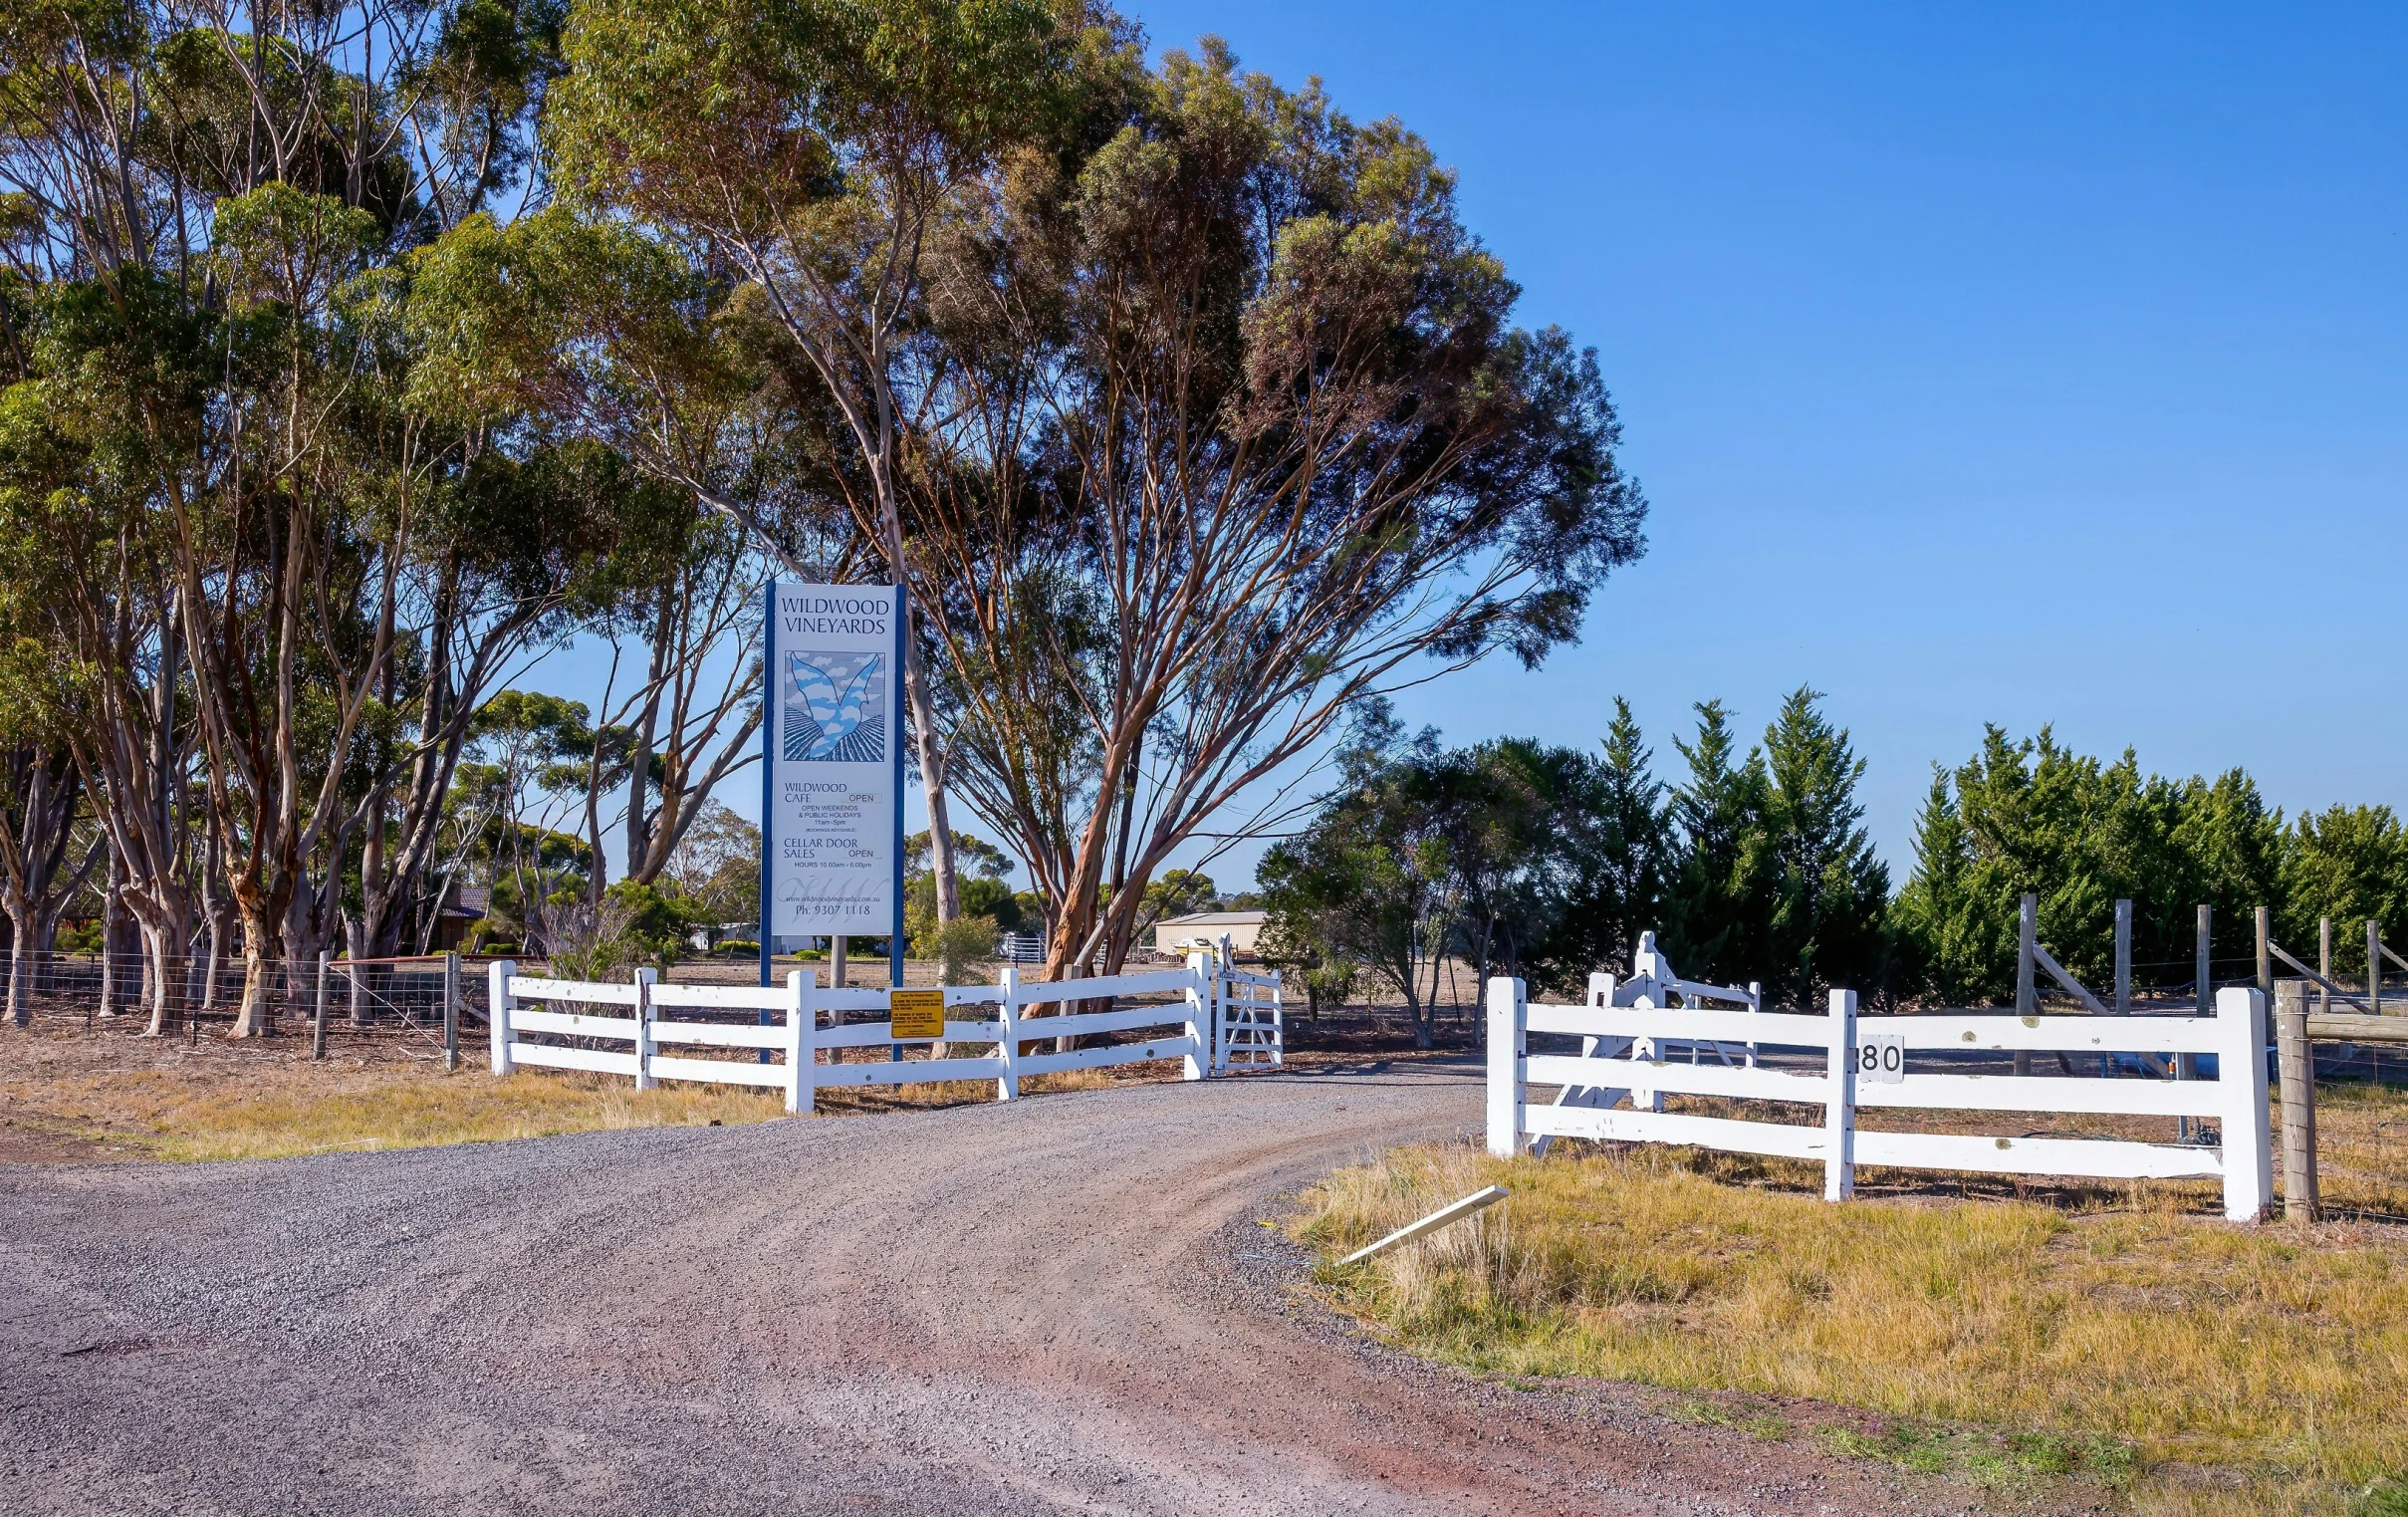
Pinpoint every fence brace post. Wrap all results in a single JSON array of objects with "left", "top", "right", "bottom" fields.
[
  {"left": 633, "top": 966, "right": 659, "bottom": 1092},
  {"left": 488, "top": 959, "right": 516, "bottom": 1076},
  {"left": 1486, "top": 976, "right": 1527, "bottom": 1159},
  {"left": 784, "top": 969, "right": 814, "bottom": 1116},
  {"left": 1824, "top": 988, "right": 1857, "bottom": 1201},
  {"left": 2215, "top": 986, "right": 2272, "bottom": 1221},
  {"left": 996, "top": 964, "right": 1022, "bottom": 1101},
  {"left": 2275, "top": 980, "right": 2316, "bottom": 1221},
  {"left": 442, "top": 951, "right": 461, "bottom": 1073}
]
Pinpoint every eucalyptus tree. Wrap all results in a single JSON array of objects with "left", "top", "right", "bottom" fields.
[
  {"left": 0, "top": 0, "right": 610, "bottom": 1031},
  {"left": 541, "top": 0, "right": 1110, "bottom": 925},
  {"left": 912, "top": 42, "right": 1646, "bottom": 976}
]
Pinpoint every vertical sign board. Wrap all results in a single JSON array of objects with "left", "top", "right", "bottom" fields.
[{"left": 759, "top": 583, "right": 907, "bottom": 987}]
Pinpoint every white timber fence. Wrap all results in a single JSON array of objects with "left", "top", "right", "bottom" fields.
[
  {"left": 487, "top": 949, "right": 1281, "bottom": 1111},
  {"left": 1486, "top": 936, "right": 2275, "bottom": 1222}
]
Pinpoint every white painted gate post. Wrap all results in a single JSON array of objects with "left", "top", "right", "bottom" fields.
[
  {"left": 1486, "top": 976, "right": 1527, "bottom": 1159},
  {"left": 1823, "top": 988, "right": 1857, "bottom": 1201},
  {"left": 488, "top": 959, "right": 516, "bottom": 1076},
  {"left": 784, "top": 969, "right": 814, "bottom": 1116},
  {"left": 996, "top": 964, "right": 1021, "bottom": 1102},
  {"left": 2217, "top": 985, "right": 2273, "bottom": 1221},
  {"left": 1182, "top": 951, "right": 1212, "bottom": 1081},
  {"left": 633, "top": 966, "right": 659, "bottom": 1092}
]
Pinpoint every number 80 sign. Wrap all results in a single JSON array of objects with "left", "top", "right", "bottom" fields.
[{"left": 1856, "top": 1035, "right": 1906, "bottom": 1084}]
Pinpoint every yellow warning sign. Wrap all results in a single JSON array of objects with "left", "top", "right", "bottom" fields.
[{"left": 888, "top": 988, "right": 946, "bottom": 1041}]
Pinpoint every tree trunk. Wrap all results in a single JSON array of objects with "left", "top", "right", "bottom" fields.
[
  {"left": 230, "top": 900, "right": 279, "bottom": 1038},
  {"left": 899, "top": 624, "right": 958, "bottom": 924},
  {"left": 5, "top": 902, "right": 28, "bottom": 1028},
  {"left": 346, "top": 916, "right": 368, "bottom": 1028},
  {"left": 140, "top": 912, "right": 188, "bottom": 1037}
]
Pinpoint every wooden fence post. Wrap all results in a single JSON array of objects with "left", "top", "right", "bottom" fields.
[
  {"left": 2255, "top": 905, "right": 2272, "bottom": 1008},
  {"left": 1485, "top": 976, "right": 1527, "bottom": 1159},
  {"left": 632, "top": 966, "right": 658, "bottom": 1092},
  {"left": 2113, "top": 899, "right": 2132, "bottom": 1015},
  {"left": 2371, "top": 918, "right": 2384, "bottom": 1017},
  {"left": 488, "top": 959, "right": 516, "bottom": 1076},
  {"left": 784, "top": 969, "right": 814, "bottom": 1116},
  {"left": 312, "top": 951, "right": 330, "bottom": 1063},
  {"left": 996, "top": 964, "right": 1021, "bottom": 1102},
  {"left": 2014, "top": 893, "right": 2037, "bottom": 1075},
  {"left": 442, "top": 951, "right": 460, "bottom": 1073},
  {"left": 2319, "top": 917, "right": 2333, "bottom": 1016},
  {"left": 2215, "top": 986, "right": 2272, "bottom": 1222},
  {"left": 2275, "top": 979, "right": 2317, "bottom": 1221},
  {"left": 1824, "top": 988, "right": 1857, "bottom": 1201}
]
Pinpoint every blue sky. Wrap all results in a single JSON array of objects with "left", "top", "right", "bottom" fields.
[
  {"left": 1121, "top": 0, "right": 2408, "bottom": 875},
  {"left": 535, "top": 3, "right": 2407, "bottom": 887}
]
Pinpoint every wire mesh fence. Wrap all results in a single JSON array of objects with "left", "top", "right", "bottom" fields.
[{"left": 7, "top": 951, "right": 494, "bottom": 1050}]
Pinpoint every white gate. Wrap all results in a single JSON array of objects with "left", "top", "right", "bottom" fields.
[
  {"left": 1486, "top": 938, "right": 2274, "bottom": 1222},
  {"left": 1211, "top": 937, "right": 1285, "bottom": 1073}
]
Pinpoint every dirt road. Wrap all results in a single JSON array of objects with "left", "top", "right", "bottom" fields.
[{"left": 2, "top": 1060, "right": 1964, "bottom": 1515}]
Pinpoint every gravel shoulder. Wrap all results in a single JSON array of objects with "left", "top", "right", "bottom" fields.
[{"left": 3, "top": 1059, "right": 1990, "bottom": 1515}]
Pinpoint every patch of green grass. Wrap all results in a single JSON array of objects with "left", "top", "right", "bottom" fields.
[
  {"left": 1810, "top": 1421, "right": 2134, "bottom": 1490},
  {"left": 1667, "top": 1395, "right": 1790, "bottom": 1441},
  {"left": 2356, "top": 1477, "right": 2408, "bottom": 1517}
]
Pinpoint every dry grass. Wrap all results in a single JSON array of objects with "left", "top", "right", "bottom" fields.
[
  {"left": 1294, "top": 1082, "right": 2408, "bottom": 1516},
  {"left": 0, "top": 1016, "right": 1191, "bottom": 1163}
]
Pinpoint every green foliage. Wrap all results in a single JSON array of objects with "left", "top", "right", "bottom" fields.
[
  {"left": 1891, "top": 728, "right": 2286, "bottom": 1004},
  {"left": 2281, "top": 806, "right": 2408, "bottom": 953},
  {"left": 1757, "top": 689, "right": 1890, "bottom": 1005},
  {"left": 1665, "top": 699, "right": 1777, "bottom": 986}
]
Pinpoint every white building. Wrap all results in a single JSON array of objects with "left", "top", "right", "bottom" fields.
[{"left": 1149, "top": 909, "right": 1267, "bottom": 958}]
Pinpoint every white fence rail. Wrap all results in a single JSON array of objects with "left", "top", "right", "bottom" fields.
[
  {"left": 1487, "top": 954, "right": 2274, "bottom": 1221},
  {"left": 488, "top": 949, "right": 1281, "bottom": 1110}
]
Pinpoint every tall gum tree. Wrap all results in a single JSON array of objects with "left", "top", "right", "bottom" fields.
[
  {"left": 542, "top": 0, "right": 1115, "bottom": 925},
  {"left": 907, "top": 42, "right": 1647, "bottom": 976}
]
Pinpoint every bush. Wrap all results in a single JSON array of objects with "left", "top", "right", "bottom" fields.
[
  {"left": 716, "top": 939, "right": 760, "bottom": 958},
  {"left": 929, "top": 915, "right": 1001, "bottom": 986}
]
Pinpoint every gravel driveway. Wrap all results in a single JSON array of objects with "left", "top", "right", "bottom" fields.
[{"left": 3, "top": 1060, "right": 1968, "bottom": 1515}]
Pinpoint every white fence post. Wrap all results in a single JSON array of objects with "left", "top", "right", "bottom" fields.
[
  {"left": 632, "top": 966, "right": 658, "bottom": 1091},
  {"left": 997, "top": 964, "right": 1022, "bottom": 1101},
  {"left": 1486, "top": 976, "right": 1527, "bottom": 1159},
  {"left": 1824, "top": 988, "right": 1857, "bottom": 1201},
  {"left": 1269, "top": 968, "right": 1285, "bottom": 1069},
  {"left": 488, "top": 959, "right": 516, "bottom": 1076},
  {"left": 1182, "top": 951, "right": 1212, "bottom": 1081},
  {"left": 2217, "top": 985, "right": 2273, "bottom": 1221},
  {"left": 784, "top": 969, "right": 814, "bottom": 1115}
]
